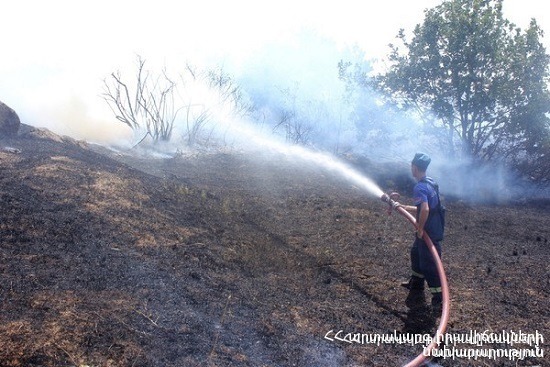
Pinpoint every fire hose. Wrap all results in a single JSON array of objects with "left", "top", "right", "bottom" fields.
[{"left": 380, "top": 193, "right": 450, "bottom": 367}]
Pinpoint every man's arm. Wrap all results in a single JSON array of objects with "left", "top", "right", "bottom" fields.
[
  {"left": 416, "top": 202, "right": 429, "bottom": 238},
  {"left": 399, "top": 204, "right": 417, "bottom": 213}
]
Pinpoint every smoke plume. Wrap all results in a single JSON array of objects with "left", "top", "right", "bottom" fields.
[{"left": 2, "top": 25, "right": 546, "bottom": 202}]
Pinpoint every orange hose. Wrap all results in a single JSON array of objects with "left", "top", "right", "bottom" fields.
[{"left": 393, "top": 206, "right": 450, "bottom": 367}]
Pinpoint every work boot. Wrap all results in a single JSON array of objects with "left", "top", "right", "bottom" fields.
[
  {"left": 431, "top": 292, "right": 443, "bottom": 314},
  {"left": 400, "top": 276, "right": 425, "bottom": 290}
]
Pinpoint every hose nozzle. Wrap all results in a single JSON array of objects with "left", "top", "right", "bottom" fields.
[{"left": 381, "top": 192, "right": 401, "bottom": 214}]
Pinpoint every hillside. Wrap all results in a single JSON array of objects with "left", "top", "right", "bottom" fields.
[{"left": 0, "top": 126, "right": 548, "bottom": 367}]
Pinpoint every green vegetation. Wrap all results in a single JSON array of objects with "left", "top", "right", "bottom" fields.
[{"left": 373, "top": 0, "right": 550, "bottom": 180}]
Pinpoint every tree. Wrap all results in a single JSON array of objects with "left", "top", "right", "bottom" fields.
[
  {"left": 374, "top": 0, "right": 550, "bottom": 167},
  {"left": 103, "top": 58, "right": 252, "bottom": 148},
  {"left": 180, "top": 65, "right": 252, "bottom": 146},
  {"left": 103, "top": 56, "right": 179, "bottom": 143}
]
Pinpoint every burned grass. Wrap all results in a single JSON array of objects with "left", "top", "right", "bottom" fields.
[{"left": 0, "top": 128, "right": 548, "bottom": 366}]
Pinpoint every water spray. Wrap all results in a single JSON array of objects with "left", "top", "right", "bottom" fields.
[{"left": 381, "top": 192, "right": 450, "bottom": 367}]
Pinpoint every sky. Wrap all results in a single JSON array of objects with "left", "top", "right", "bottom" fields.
[{"left": 1, "top": 0, "right": 549, "bottom": 143}]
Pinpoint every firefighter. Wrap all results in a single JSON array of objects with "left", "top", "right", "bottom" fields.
[{"left": 396, "top": 153, "right": 445, "bottom": 312}]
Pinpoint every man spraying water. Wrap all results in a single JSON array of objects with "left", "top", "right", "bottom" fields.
[{"left": 396, "top": 153, "right": 446, "bottom": 312}]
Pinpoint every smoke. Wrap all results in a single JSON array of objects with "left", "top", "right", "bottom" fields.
[
  {"left": 49, "top": 95, "right": 133, "bottom": 145},
  {"left": 112, "top": 46, "right": 387, "bottom": 198},
  {"left": 2, "top": 21, "right": 545, "bottom": 202},
  {"left": 222, "top": 30, "right": 547, "bottom": 202},
  {"left": 233, "top": 30, "right": 361, "bottom": 152},
  {"left": 0, "top": 54, "right": 134, "bottom": 146}
]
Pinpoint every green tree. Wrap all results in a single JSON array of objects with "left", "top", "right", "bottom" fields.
[{"left": 374, "top": 0, "right": 550, "bottom": 169}]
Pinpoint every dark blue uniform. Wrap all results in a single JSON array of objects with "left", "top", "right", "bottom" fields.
[{"left": 410, "top": 177, "right": 442, "bottom": 295}]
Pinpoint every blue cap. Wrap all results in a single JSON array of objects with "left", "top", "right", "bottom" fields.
[{"left": 412, "top": 153, "right": 431, "bottom": 171}]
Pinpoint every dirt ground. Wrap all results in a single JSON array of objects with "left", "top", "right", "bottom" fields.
[{"left": 0, "top": 126, "right": 548, "bottom": 367}]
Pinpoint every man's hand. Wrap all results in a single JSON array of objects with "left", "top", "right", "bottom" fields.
[{"left": 416, "top": 228, "right": 424, "bottom": 239}]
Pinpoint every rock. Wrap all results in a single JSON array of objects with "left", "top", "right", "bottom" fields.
[
  {"left": 0, "top": 101, "right": 21, "bottom": 137},
  {"left": 2, "top": 147, "right": 21, "bottom": 154}
]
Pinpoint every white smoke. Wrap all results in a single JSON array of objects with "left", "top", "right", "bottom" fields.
[
  {"left": 90, "top": 30, "right": 542, "bottom": 202},
  {"left": 1, "top": 4, "right": 546, "bottom": 201}
]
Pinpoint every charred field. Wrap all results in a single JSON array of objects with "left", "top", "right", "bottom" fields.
[{"left": 0, "top": 126, "right": 548, "bottom": 367}]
